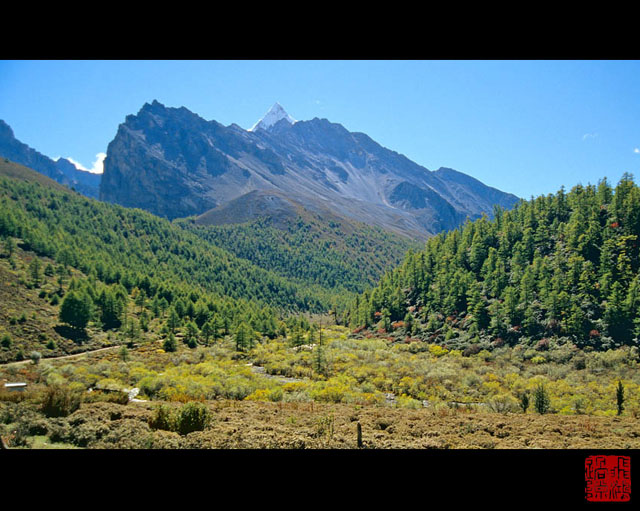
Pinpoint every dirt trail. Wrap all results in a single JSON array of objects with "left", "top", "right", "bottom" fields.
[
  {"left": 248, "top": 363, "right": 304, "bottom": 384},
  {"left": 1, "top": 346, "right": 119, "bottom": 367}
]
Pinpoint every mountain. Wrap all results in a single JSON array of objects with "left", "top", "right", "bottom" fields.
[
  {"left": 178, "top": 190, "right": 419, "bottom": 295},
  {"left": 250, "top": 102, "right": 296, "bottom": 132},
  {"left": 99, "top": 101, "right": 519, "bottom": 238},
  {"left": 0, "top": 119, "right": 101, "bottom": 198},
  {"left": 348, "top": 174, "right": 640, "bottom": 353},
  {"left": 0, "top": 157, "right": 326, "bottom": 313},
  {"left": 0, "top": 156, "right": 415, "bottom": 319},
  {"left": 54, "top": 157, "right": 101, "bottom": 198}
]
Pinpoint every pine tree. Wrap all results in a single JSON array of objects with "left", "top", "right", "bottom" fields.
[
  {"left": 97, "top": 287, "right": 126, "bottom": 330},
  {"left": 163, "top": 332, "right": 178, "bottom": 352},
  {"left": 134, "top": 288, "right": 147, "bottom": 313},
  {"left": 59, "top": 290, "right": 92, "bottom": 330},
  {"left": 3, "top": 237, "right": 15, "bottom": 258},
  {"left": 201, "top": 320, "right": 214, "bottom": 346},
  {"left": 312, "top": 327, "right": 327, "bottom": 376},
  {"left": 29, "top": 257, "right": 42, "bottom": 288},
  {"left": 289, "top": 326, "right": 304, "bottom": 347},
  {"left": 185, "top": 321, "right": 199, "bottom": 347},
  {"left": 534, "top": 383, "right": 550, "bottom": 414},
  {"left": 234, "top": 322, "right": 252, "bottom": 352},
  {"left": 605, "top": 281, "right": 631, "bottom": 343},
  {"left": 167, "top": 307, "right": 181, "bottom": 333},
  {"left": 124, "top": 317, "right": 140, "bottom": 345},
  {"left": 211, "top": 315, "right": 221, "bottom": 341},
  {"left": 616, "top": 380, "right": 625, "bottom": 416}
]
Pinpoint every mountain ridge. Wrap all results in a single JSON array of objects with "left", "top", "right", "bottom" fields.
[
  {"left": 99, "top": 101, "right": 519, "bottom": 238},
  {"left": 0, "top": 119, "right": 101, "bottom": 198}
]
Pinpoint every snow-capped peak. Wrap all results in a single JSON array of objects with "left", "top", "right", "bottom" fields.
[{"left": 249, "top": 103, "right": 296, "bottom": 132}]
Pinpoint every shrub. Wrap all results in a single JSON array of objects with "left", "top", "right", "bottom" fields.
[
  {"left": 463, "top": 344, "right": 481, "bottom": 357},
  {"left": 84, "top": 390, "right": 129, "bottom": 405},
  {"left": 30, "top": 351, "right": 42, "bottom": 365},
  {"left": 428, "top": 344, "right": 449, "bottom": 357},
  {"left": 148, "top": 404, "right": 176, "bottom": 432},
  {"left": 175, "top": 402, "right": 211, "bottom": 435},
  {"left": 0, "top": 389, "right": 31, "bottom": 403},
  {"left": 573, "top": 354, "right": 586, "bottom": 370},
  {"left": 536, "top": 338, "right": 550, "bottom": 351},
  {"left": 487, "top": 394, "right": 519, "bottom": 414},
  {"left": 396, "top": 394, "right": 422, "bottom": 409},
  {"left": 40, "top": 384, "right": 82, "bottom": 417},
  {"left": 0, "top": 334, "right": 11, "bottom": 349}
]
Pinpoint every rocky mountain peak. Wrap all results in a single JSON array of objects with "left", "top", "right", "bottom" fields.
[
  {"left": 0, "top": 119, "right": 14, "bottom": 138},
  {"left": 249, "top": 103, "right": 296, "bottom": 132},
  {"left": 99, "top": 101, "right": 519, "bottom": 235}
]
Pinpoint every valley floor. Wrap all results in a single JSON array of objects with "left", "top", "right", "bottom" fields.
[{"left": 3, "top": 398, "right": 640, "bottom": 449}]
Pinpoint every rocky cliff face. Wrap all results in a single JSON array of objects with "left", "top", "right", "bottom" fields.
[
  {"left": 100, "top": 101, "right": 519, "bottom": 238},
  {"left": 0, "top": 120, "right": 100, "bottom": 198},
  {"left": 54, "top": 157, "right": 101, "bottom": 198}
]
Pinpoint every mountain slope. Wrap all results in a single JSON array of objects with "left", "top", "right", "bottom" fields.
[
  {"left": 1, "top": 157, "right": 401, "bottom": 316},
  {"left": 99, "top": 101, "right": 519, "bottom": 237},
  {"left": 349, "top": 174, "right": 640, "bottom": 352},
  {"left": 178, "top": 193, "right": 420, "bottom": 295},
  {"left": 0, "top": 120, "right": 101, "bottom": 198}
]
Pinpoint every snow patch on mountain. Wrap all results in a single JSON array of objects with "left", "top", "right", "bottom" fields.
[{"left": 249, "top": 103, "right": 296, "bottom": 132}]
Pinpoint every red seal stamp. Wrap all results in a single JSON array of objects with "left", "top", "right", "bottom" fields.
[{"left": 585, "top": 455, "right": 631, "bottom": 502}]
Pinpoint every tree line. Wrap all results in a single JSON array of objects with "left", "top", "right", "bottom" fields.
[{"left": 348, "top": 174, "right": 640, "bottom": 351}]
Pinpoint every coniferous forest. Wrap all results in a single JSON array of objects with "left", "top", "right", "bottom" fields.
[{"left": 348, "top": 173, "right": 640, "bottom": 352}]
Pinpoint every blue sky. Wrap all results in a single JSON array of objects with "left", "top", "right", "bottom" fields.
[{"left": 0, "top": 60, "right": 639, "bottom": 198}]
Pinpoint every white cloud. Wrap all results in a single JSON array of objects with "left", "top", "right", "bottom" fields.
[
  {"left": 582, "top": 133, "right": 598, "bottom": 140},
  {"left": 634, "top": 148, "right": 640, "bottom": 154},
  {"left": 65, "top": 153, "right": 106, "bottom": 174}
]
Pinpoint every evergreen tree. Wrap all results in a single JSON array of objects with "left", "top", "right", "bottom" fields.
[
  {"left": 534, "top": 383, "right": 550, "bottom": 414},
  {"left": 167, "top": 307, "right": 181, "bottom": 333},
  {"left": 134, "top": 287, "right": 147, "bottom": 313},
  {"left": 3, "top": 237, "right": 15, "bottom": 258},
  {"left": 59, "top": 290, "right": 92, "bottom": 330},
  {"left": 163, "top": 332, "right": 178, "bottom": 352},
  {"left": 44, "top": 262, "right": 54, "bottom": 277},
  {"left": 201, "top": 320, "right": 214, "bottom": 346},
  {"left": 616, "top": 380, "right": 625, "bottom": 416},
  {"left": 97, "top": 287, "right": 126, "bottom": 330},
  {"left": 184, "top": 321, "right": 199, "bottom": 346},
  {"left": 234, "top": 322, "right": 253, "bottom": 352},
  {"left": 312, "top": 328, "right": 327, "bottom": 376},
  {"left": 28, "top": 257, "right": 42, "bottom": 288}
]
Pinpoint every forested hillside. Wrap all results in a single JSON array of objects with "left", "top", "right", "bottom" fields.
[
  {"left": 0, "top": 160, "right": 349, "bottom": 363},
  {"left": 0, "top": 160, "right": 345, "bottom": 312},
  {"left": 349, "top": 174, "right": 640, "bottom": 352},
  {"left": 177, "top": 213, "right": 418, "bottom": 295}
]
